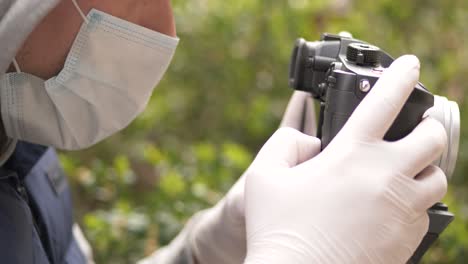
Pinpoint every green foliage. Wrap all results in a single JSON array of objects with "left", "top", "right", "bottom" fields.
[{"left": 61, "top": 0, "right": 468, "bottom": 263}]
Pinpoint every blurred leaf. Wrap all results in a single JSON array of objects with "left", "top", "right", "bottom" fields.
[{"left": 159, "top": 170, "right": 187, "bottom": 197}]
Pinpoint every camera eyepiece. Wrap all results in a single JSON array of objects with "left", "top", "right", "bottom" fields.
[
  {"left": 289, "top": 38, "right": 308, "bottom": 90},
  {"left": 288, "top": 38, "right": 340, "bottom": 98}
]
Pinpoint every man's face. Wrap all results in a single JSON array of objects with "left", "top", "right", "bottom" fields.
[{"left": 10, "top": 0, "right": 176, "bottom": 80}]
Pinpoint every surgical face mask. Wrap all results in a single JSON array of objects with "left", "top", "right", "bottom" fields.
[{"left": 0, "top": 0, "right": 178, "bottom": 150}]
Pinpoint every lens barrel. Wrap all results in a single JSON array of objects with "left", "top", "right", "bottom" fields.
[{"left": 427, "top": 95, "right": 460, "bottom": 178}]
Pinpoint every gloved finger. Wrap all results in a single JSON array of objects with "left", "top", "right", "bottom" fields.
[
  {"left": 392, "top": 118, "right": 447, "bottom": 177},
  {"left": 302, "top": 94, "right": 316, "bottom": 136},
  {"left": 229, "top": 125, "right": 320, "bottom": 220},
  {"left": 280, "top": 91, "right": 317, "bottom": 136},
  {"left": 343, "top": 55, "right": 420, "bottom": 140},
  {"left": 401, "top": 213, "right": 430, "bottom": 257},
  {"left": 224, "top": 176, "right": 246, "bottom": 221},
  {"left": 411, "top": 165, "right": 447, "bottom": 212},
  {"left": 380, "top": 214, "right": 427, "bottom": 264},
  {"left": 253, "top": 127, "right": 321, "bottom": 168},
  {"left": 227, "top": 92, "right": 317, "bottom": 210}
]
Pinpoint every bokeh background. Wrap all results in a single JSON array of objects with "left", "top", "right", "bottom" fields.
[{"left": 60, "top": 0, "right": 468, "bottom": 263}]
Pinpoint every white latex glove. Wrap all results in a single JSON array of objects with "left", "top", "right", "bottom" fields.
[
  {"left": 188, "top": 91, "right": 316, "bottom": 264},
  {"left": 244, "top": 55, "right": 448, "bottom": 264}
]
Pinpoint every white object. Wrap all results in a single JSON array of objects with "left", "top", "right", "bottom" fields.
[
  {"left": 73, "top": 224, "right": 95, "bottom": 264},
  {"left": 189, "top": 182, "right": 247, "bottom": 264},
  {"left": 1, "top": 4, "right": 178, "bottom": 150},
  {"left": 244, "top": 55, "right": 448, "bottom": 264}
]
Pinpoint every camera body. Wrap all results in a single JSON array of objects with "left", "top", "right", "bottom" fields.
[{"left": 288, "top": 33, "right": 459, "bottom": 263}]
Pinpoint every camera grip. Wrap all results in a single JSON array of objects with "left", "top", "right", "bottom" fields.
[
  {"left": 320, "top": 76, "right": 362, "bottom": 149},
  {"left": 321, "top": 109, "right": 350, "bottom": 149}
]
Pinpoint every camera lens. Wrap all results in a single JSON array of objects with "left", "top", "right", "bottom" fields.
[
  {"left": 427, "top": 95, "right": 460, "bottom": 178},
  {"left": 447, "top": 100, "right": 460, "bottom": 177}
]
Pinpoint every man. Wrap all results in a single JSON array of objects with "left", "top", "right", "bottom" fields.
[{"left": 0, "top": 0, "right": 447, "bottom": 263}]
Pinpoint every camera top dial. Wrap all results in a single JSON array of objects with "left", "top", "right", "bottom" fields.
[{"left": 346, "top": 43, "right": 382, "bottom": 66}]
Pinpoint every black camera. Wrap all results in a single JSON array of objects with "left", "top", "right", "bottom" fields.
[{"left": 288, "top": 33, "right": 460, "bottom": 263}]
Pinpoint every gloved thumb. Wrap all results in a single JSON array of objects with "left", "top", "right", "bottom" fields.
[
  {"left": 253, "top": 127, "right": 321, "bottom": 169},
  {"left": 280, "top": 91, "right": 316, "bottom": 136},
  {"left": 223, "top": 128, "right": 320, "bottom": 224}
]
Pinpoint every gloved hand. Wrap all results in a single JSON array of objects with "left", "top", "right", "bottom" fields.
[
  {"left": 244, "top": 55, "right": 448, "bottom": 264},
  {"left": 188, "top": 91, "right": 316, "bottom": 264},
  {"left": 137, "top": 91, "right": 315, "bottom": 264}
]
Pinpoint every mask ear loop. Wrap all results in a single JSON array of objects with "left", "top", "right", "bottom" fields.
[
  {"left": 12, "top": 58, "right": 21, "bottom": 73},
  {"left": 71, "top": 0, "right": 89, "bottom": 23}
]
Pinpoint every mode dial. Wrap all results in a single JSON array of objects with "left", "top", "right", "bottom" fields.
[{"left": 346, "top": 43, "right": 381, "bottom": 66}]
